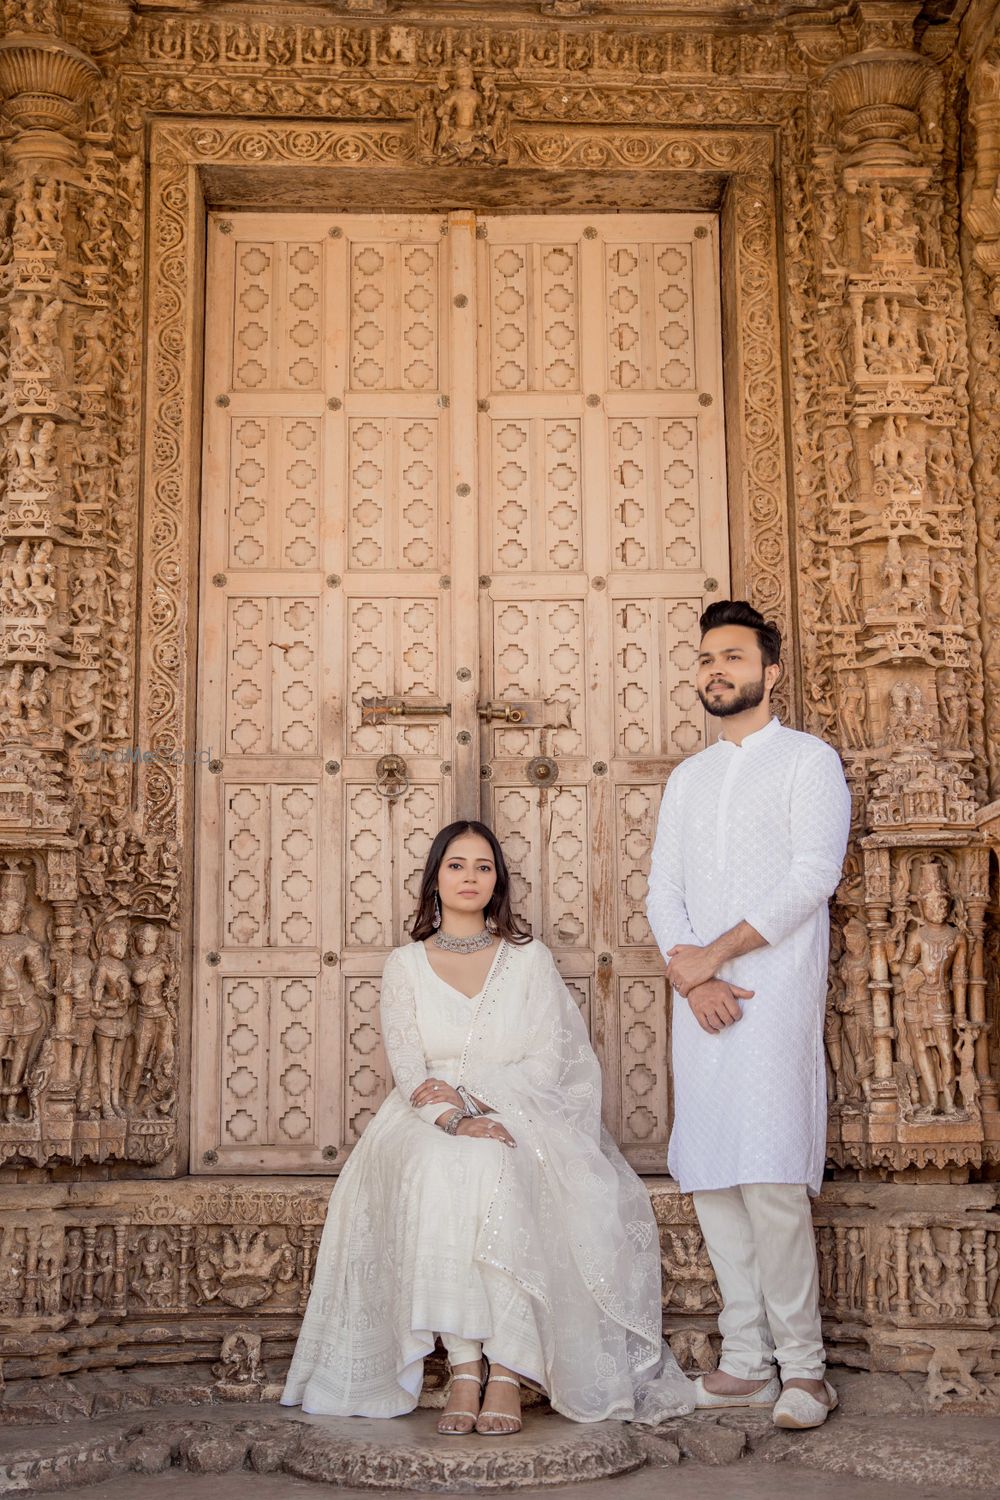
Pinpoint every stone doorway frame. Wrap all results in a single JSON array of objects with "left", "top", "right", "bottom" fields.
[{"left": 137, "top": 119, "right": 796, "bottom": 1172}]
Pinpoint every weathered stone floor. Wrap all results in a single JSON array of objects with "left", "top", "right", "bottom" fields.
[
  {"left": 2, "top": 1370, "right": 999, "bottom": 1496},
  {"left": 61, "top": 1468, "right": 1000, "bottom": 1500}
]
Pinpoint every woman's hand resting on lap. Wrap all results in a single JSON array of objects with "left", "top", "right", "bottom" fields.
[
  {"left": 458, "top": 1116, "right": 516, "bottom": 1148},
  {"left": 410, "top": 1078, "right": 463, "bottom": 1111}
]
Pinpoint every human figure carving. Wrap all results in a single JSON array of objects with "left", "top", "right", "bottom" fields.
[
  {"left": 954, "top": 1022, "right": 981, "bottom": 1115},
  {"left": 63, "top": 671, "right": 101, "bottom": 744},
  {"left": 893, "top": 862, "right": 966, "bottom": 1118},
  {"left": 66, "top": 917, "right": 96, "bottom": 1111},
  {"left": 845, "top": 1228, "right": 865, "bottom": 1309},
  {"left": 838, "top": 917, "right": 874, "bottom": 1101},
  {"left": 910, "top": 1228, "right": 944, "bottom": 1314},
  {"left": 0, "top": 541, "right": 32, "bottom": 613},
  {"left": 0, "top": 665, "right": 25, "bottom": 739},
  {"left": 70, "top": 551, "right": 103, "bottom": 625},
  {"left": 91, "top": 920, "right": 132, "bottom": 1120},
  {"left": 930, "top": 555, "right": 961, "bottom": 623},
  {"left": 938, "top": 669, "right": 968, "bottom": 749},
  {"left": 61, "top": 1227, "right": 84, "bottom": 1311},
  {"left": 25, "top": 538, "right": 55, "bottom": 616},
  {"left": 829, "top": 552, "right": 859, "bottom": 623},
  {"left": 838, "top": 670, "right": 868, "bottom": 750},
  {"left": 418, "top": 61, "right": 509, "bottom": 163},
  {"left": 0, "top": 870, "right": 50, "bottom": 1122},
  {"left": 30, "top": 420, "right": 57, "bottom": 483},
  {"left": 937, "top": 1231, "right": 968, "bottom": 1319},
  {"left": 124, "top": 923, "right": 174, "bottom": 1113},
  {"left": 23, "top": 667, "right": 49, "bottom": 736},
  {"left": 215, "top": 1330, "right": 264, "bottom": 1385}
]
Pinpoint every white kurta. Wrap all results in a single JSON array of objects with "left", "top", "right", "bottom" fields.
[
  {"left": 281, "top": 937, "right": 694, "bottom": 1423},
  {"left": 646, "top": 717, "right": 851, "bottom": 1195}
]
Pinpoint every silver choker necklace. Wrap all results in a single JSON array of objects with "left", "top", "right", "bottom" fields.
[{"left": 433, "top": 928, "right": 493, "bottom": 954}]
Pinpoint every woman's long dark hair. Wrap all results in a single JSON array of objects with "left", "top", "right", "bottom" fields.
[{"left": 410, "top": 820, "right": 532, "bottom": 944}]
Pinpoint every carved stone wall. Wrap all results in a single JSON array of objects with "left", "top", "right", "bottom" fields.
[{"left": 0, "top": 0, "right": 998, "bottom": 1394}]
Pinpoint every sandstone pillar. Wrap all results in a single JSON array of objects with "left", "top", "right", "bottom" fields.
[
  {"left": 801, "top": 1, "right": 996, "bottom": 1172},
  {"left": 0, "top": 0, "right": 178, "bottom": 1172}
]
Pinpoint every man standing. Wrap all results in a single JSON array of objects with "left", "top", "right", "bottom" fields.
[{"left": 646, "top": 600, "right": 851, "bottom": 1429}]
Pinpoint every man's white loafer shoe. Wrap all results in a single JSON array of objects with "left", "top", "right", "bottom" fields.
[
  {"left": 692, "top": 1373, "right": 781, "bottom": 1409},
  {"left": 772, "top": 1380, "right": 839, "bottom": 1429}
]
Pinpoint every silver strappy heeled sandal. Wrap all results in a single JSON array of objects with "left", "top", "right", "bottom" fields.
[
  {"left": 476, "top": 1372, "right": 522, "bottom": 1436},
  {"left": 437, "top": 1361, "right": 487, "bottom": 1435}
]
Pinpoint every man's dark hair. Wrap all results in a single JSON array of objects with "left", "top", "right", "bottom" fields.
[{"left": 699, "top": 599, "right": 781, "bottom": 667}]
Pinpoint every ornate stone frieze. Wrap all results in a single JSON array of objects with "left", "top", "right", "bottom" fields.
[
  {"left": 1, "top": 1178, "right": 997, "bottom": 1402},
  {"left": 131, "top": 14, "right": 801, "bottom": 83}
]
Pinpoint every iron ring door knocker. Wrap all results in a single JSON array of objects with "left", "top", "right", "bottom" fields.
[{"left": 375, "top": 754, "right": 409, "bottom": 800}]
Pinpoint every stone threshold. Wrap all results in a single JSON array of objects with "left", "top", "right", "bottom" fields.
[{"left": 3, "top": 1373, "right": 1000, "bottom": 1495}]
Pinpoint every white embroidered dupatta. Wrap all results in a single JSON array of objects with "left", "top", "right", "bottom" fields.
[{"left": 457, "top": 940, "right": 695, "bottom": 1423}]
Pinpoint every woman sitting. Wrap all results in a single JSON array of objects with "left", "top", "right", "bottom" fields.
[{"left": 282, "top": 820, "right": 693, "bottom": 1434}]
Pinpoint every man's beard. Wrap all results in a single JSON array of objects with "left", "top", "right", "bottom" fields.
[{"left": 698, "top": 673, "right": 767, "bottom": 718}]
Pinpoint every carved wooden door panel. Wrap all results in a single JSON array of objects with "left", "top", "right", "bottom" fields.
[
  {"left": 194, "top": 213, "right": 475, "bottom": 1173},
  {"left": 195, "top": 210, "right": 727, "bottom": 1176},
  {"left": 477, "top": 215, "right": 728, "bottom": 1170}
]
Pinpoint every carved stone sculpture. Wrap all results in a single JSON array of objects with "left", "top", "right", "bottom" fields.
[
  {"left": 416, "top": 60, "right": 511, "bottom": 164},
  {"left": 891, "top": 862, "right": 967, "bottom": 1118},
  {"left": 90, "top": 918, "right": 131, "bottom": 1121},
  {"left": 0, "top": 867, "right": 49, "bottom": 1121}
]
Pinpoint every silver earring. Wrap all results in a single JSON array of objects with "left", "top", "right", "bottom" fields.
[{"left": 432, "top": 892, "right": 441, "bottom": 929}]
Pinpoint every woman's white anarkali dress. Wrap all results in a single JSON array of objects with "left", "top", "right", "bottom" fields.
[{"left": 281, "top": 937, "right": 694, "bottom": 1423}]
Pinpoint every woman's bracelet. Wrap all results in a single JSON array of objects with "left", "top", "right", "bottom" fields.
[
  {"left": 457, "top": 1085, "right": 483, "bottom": 1118},
  {"left": 439, "top": 1108, "right": 468, "bottom": 1135}
]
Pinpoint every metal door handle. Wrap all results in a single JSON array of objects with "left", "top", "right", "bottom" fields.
[
  {"left": 361, "top": 697, "right": 452, "bottom": 725},
  {"left": 476, "top": 698, "right": 572, "bottom": 728},
  {"left": 478, "top": 700, "right": 527, "bottom": 724}
]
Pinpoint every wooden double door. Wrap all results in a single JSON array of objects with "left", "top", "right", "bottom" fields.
[{"left": 193, "top": 210, "right": 729, "bottom": 1174}]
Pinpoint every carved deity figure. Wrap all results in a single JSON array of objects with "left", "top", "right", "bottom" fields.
[
  {"left": 70, "top": 551, "right": 103, "bottom": 625},
  {"left": 930, "top": 555, "right": 961, "bottom": 623},
  {"left": 91, "top": 919, "right": 132, "bottom": 1120},
  {"left": 829, "top": 552, "right": 859, "bottom": 623},
  {"left": 838, "top": 670, "right": 868, "bottom": 751},
  {"left": 0, "top": 869, "right": 50, "bottom": 1122},
  {"left": 845, "top": 1227, "right": 865, "bottom": 1309},
  {"left": 954, "top": 1022, "right": 982, "bottom": 1115},
  {"left": 2, "top": 0, "right": 61, "bottom": 33},
  {"left": 124, "top": 923, "right": 174, "bottom": 1113},
  {"left": 25, "top": 538, "right": 55, "bottom": 616},
  {"left": 133, "top": 1229, "right": 175, "bottom": 1309},
  {"left": 63, "top": 671, "right": 101, "bottom": 745},
  {"left": 0, "top": 665, "right": 25, "bottom": 741},
  {"left": 417, "top": 60, "right": 509, "bottom": 163},
  {"left": 938, "top": 669, "right": 969, "bottom": 750},
  {"left": 13, "top": 177, "right": 63, "bottom": 254},
  {"left": 837, "top": 917, "right": 874, "bottom": 1101},
  {"left": 0, "top": 541, "right": 31, "bottom": 613},
  {"left": 61, "top": 1227, "right": 84, "bottom": 1311},
  {"left": 887, "top": 680, "right": 936, "bottom": 748},
  {"left": 11, "top": 417, "right": 34, "bottom": 482},
  {"left": 910, "top": 1228, "right": 944, "bottom": 1314},
  {"left": 23, "top": 667, "right": 49, "bottom": 735},
  {"left": 937, "top": 1231, "right": 969, "bottom": 1320},
  {"left": 214, "top": 1330, "right": 264, "bottom": 1386},
  {"left": 30, "top": 420, "right": 57, "bottom": 484},
  {"left": 879, "top": 536, "right": 905, "bottom": 603},
  {"left": 893, "top": 862, "right": 966, "bottom": 1118},
  {"left": 66, "top": 917, "right": 96, "bottom": 1112}
]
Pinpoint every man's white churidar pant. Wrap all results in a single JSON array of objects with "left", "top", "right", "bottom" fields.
[{"left": 693, "top": 1183, "right": 825, "bottom": 1381}]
